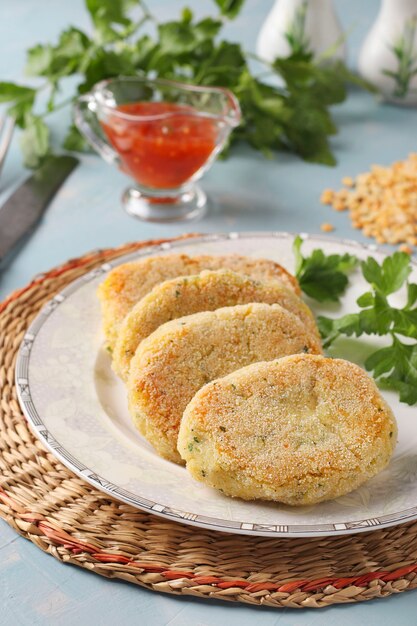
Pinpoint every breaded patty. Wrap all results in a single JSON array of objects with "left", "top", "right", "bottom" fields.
[
  {"left": 97, "top": 254, "right": 300, "bottom": 350},
  {"left": 113, "top": 269, "right": 319, "bottom": 381},
  {"left": 178, "top": 354, "right": 397, "bottom": 505},
  {"left": 127, "top": 303, "right": 322, "bottom": 464}
]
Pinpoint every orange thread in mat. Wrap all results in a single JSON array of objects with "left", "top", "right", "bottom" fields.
[
  {"left": 7, "top": 483, "right": 417, "bottom": 594},
  {"left": 162, "top": 570, "right": 195, "bottom": 580},
  {"left": 216, "top": 580, "right": 250, "bottom": 589}
]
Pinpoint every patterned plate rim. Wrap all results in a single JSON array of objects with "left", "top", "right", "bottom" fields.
[{"left": 15, "top": 231, "right": 417, "bottom": 537}]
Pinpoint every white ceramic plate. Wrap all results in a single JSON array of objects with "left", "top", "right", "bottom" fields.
[{"left": 16, "top": 232, "right": 417, "bottom": 537}]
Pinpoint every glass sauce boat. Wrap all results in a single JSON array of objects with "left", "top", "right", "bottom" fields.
[{"left": 74, "top": 76, "right": 241, "bottom": 222}]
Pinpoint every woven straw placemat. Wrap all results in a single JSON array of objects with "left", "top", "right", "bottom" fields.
[{"left": 1, "top": 235, "right": 417, "bottom": 610}]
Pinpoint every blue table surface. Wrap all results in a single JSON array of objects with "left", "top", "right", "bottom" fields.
[{"left": 1, "top": 1, "right": 417, "bottom": 624}]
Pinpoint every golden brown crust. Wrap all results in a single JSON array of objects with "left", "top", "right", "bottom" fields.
[
  {"left": 97, "top": 254, "right": 300, "bottom": 350},
  {"left": 127, "top": 303, "right": 322, "bottom": 464},
  {"left": 178, "top": 355, "right": 397, "bottom": 505},
  {"left": 113, "top": 269, "right": 319, "bottom": 381}
]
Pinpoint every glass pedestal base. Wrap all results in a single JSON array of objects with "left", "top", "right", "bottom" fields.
[{"left": 122, "top": 184, "right": 207, "bottom": 223}]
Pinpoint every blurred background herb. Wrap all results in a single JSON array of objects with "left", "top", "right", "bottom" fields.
[
  {"left": 284, "top": 0, "right": 310, "bottom": 57},
  {"left": 0, "top": 0, "right": 373, "bottom": 169},
  {"left": 383, "top": 17, "right": 417, "bottom": 99}
]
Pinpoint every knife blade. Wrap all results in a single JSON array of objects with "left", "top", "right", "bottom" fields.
[{"left": 0, "top": 155, "right": 79, "bottom": 265}]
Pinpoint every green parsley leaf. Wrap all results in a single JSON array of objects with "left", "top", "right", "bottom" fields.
[
  {"left": 197, "top": 41, "right": 246, "bottom": 86},
  {"left": 0, "top": 82, "right": 37, "bottom": 126},
  {"left": 78, "top": 48, "right": 137, "bottom": 94},
  {"left": 233, "top": 71, "right": 289, "bottom": 156},
  {"left": 213, "top": 0, "right": 246, "bottom": 19},
  {"left": 361, "top": 252, "right": 411, "bottom": 295},
  {"left": 406, "top": 283, "right": 417, "bottom": 309},
  {"left": 26, "top": 29, "right": 90, "bottom": 81},
  {"left": 374, "top": 337, "right": 417, "bottom": 405},
  {"left": 63, "top": 124, "right": 89, "bottom": 152},
  {"left": 0, "top": 82, "right": 36, "bottom": 103},
  {"left": 316, "top": 317, "right": 337, "bottom": 348},
  {"left": 392, "top": 308, "right": 417, "bottom": 339},
  {"left": 318, "top": 312, "right": 366, "bottom": 348},
  {"left": 156, "top": 15, "right": 222, "bottom": 61},
  {"left": 293, "top": 234, "right": 304, "bottom": 275},
  {"left": 371, "top": 292, "right": 395, "bottom": 334},
  {"left": 86, "top": 0, "right": 135, "bottom": 43},
  {"left": 25, "top": 44, "right": 54, "bottom": 76},
  {"left": 383, "top": 378, "right": 417, "bottom": 406},
  {"left": 19, "top": 114, "right": 50, "bottom": 168},
  {"left": 365, "top": 344, "right": 397, "bottom": 378},
  {"left": 278, "top": 84, "right": 337, "bottom": 165},
  {"left": 356, "top": 291, "right": 374, "bottom": 307},
  {"left": 293, "top": 235, "right": 358, "bottom": 302},
  {"left": 298, "top": 252, "right": 350, "bottom": 301},
  {"left": 309, "top": 63, "right": 347, "bottom": 106}
]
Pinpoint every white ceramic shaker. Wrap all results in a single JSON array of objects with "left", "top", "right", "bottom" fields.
[
  {"left": 256, "top": 0, "right": 347, "bottom": 62},
  {"left": 359, "top": 0, "right": 417, "bottom": 105}
]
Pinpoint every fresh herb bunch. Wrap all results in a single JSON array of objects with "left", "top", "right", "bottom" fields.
[
  {"left": 0, "top": 0, "right": 371, "bottom": 168},
  {"left": 295, "top": 238, "right": 417, "bottom": 406}
]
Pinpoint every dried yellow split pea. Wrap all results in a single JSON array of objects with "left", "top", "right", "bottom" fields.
[
  {"left": 320, "top": 222, "right": 335, "bottom": 233},
  {"left": 321, "top": 153, "right": 417, "bottom": 248}
]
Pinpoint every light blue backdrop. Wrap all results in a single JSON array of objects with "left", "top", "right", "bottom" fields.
[{"left": 1, "top": 1, "right": 416, "bottom": 624}]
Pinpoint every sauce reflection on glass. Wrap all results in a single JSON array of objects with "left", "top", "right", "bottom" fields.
[{"left": 101, "top": 102, "right": 219, "bottom": 189}]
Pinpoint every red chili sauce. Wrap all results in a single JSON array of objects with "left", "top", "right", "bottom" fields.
[{"left": 101, "top": 102, "right": 218, "bottom": 189}]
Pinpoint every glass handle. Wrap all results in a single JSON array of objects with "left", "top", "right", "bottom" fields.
[{"left": 73, "top": 95, "right": 120, "bottom": 165}]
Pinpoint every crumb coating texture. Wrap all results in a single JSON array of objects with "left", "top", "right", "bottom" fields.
[
  {"left": 97, "top": 254, "right": 300, "bottom": 350},
  {"left": 178, "top": 354, "right": 397, "bottom": 505},
  {"left": 128, "top": 304, "right": 322, "bottom": 463},
  {"left": 113, "top": 268, "right": 319, "bottom": 380}
]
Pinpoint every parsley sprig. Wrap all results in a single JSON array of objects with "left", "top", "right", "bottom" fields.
[
  {"left": 318, "top": 252, "right": 417, "bottom": 405},
  {"left": 293, "top": 235, "right": 358, "bottom": 302},
  {"left": 0, "top": 0, "right": 372, "bottom": 168},
  {"left": 295, "top": 238, "right": 417, "bottom": 406}
]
